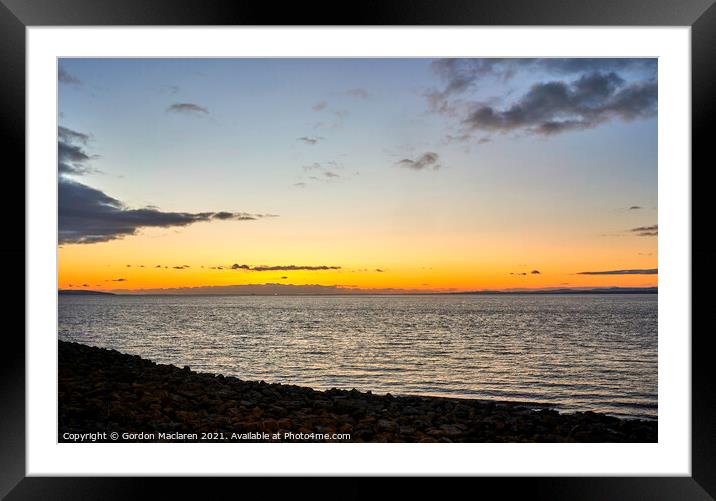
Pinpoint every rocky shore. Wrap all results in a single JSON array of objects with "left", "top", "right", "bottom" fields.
[{"left": 59, "top": 341, "right": 657, "bottom": 443}]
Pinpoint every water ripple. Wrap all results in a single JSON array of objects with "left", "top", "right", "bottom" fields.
[{"left": 58, "top": 294, "right": 657, "bottom": 419}]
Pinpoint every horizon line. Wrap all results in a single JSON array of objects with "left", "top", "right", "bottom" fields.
[{"left": 59, "top": 285, "right": 658, "bottom": 297}]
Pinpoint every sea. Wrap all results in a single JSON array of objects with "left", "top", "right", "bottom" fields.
[{"left": 58, "top": 293, "right": 658, "bottom": 420}]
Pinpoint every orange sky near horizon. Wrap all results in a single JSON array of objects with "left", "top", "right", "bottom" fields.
[{"left": 58, "top": 218, "right": 658, "bottom": 292}]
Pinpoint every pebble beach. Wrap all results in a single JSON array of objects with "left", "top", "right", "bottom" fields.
[{"left": 58, "top": 341, "right": 657, "bottom": 443}]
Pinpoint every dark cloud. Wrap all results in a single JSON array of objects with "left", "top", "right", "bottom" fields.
[
  {"left": 110, "top": 278, "right": 127, "bottom": 282},
  {"left": 323, "top": 171, "right": 340, "bottom": 178},
  {"left": 58, "top": 142, "right": 91, "bottom": 175},
  {"left": 375, "top": 269, "right": 385, "bottom": 272},
  {"left": 462, "top": 73, "right": 656, "bottom": 135},
  {"left": 58, "top": 126, "right": 95, "bottom": 176},
  {"left": 628, "top": 206, "right": 642, "bottom": 210},
  {"left": 59, "top": 126, "right": 89, "bottom": 144},
  {"left": 173, "top": 265, "right": 190, "bottom": 270},
  {"left": 510, "top": 272, "right": 527, "bottom": 276},
  {"left": 212, "top": 211, "right": 260, "bottom": 221},
  {"left": 297, "top": 136, "right": 323, "bottom": 145},
  {"left": 59, "top": 67, "right": 81, "bottom": 85},
  {"left": 230, "top": 264, "right": 341, "bottom": 272},
  {"left": 428, "top": 58, "right": 657, "bottom": 138},
  {"left": 430, "top": 58, "right": 655, "bottom": 100},
  {"left": 396, "top": 152, "right": 441, "bottom": 171},
  {"left": 58, "top": 128, "right": 276, "bottom": 244},
  {"left": 58, "top": 178, "right": 273, "bottom": 244},
  {"left": 531, "top": 270, "right": 541, "bottom": 274},
  {"left": 281, "top": 276, "right": 288, "bottom": 279},
  {"left": 346, "top": 88, "right": 369, "bottom": 99},
  {"left": 629, "top": 224, "right": 658, "bottom": 236},
  {"left": 167, "top": 103, "right": 209, "bottom": 115},
  {"left": 577, "top": 268, "right": 657, "bottom": 275}
]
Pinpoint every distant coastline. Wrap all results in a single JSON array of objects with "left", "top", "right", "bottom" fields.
[
  {"left": 451, "top": 287, "right": 658, "bottom": 295},
  {"left": 59, "top": 286, "right": 656, "bottom": 297},
  {"left": 58, "top": 289, "right": 116, "bottom": 296}
]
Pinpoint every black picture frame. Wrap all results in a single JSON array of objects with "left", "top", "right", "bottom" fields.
[{"left": 2, "top": 0, "right": 713, "bottom": 498}]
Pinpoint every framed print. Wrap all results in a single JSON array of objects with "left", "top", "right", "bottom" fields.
[{"left": 2, "top": 0, "right": 714, "bottom": 497}]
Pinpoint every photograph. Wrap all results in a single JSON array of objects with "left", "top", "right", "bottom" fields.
[{"left": 56, "top": 57, "right": 659, "bottom": 444}]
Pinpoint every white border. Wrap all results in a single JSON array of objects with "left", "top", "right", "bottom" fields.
[{"left": 27, "top": 27, "right": 691, "bottom": 476}]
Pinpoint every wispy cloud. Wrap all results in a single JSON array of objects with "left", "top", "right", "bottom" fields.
[
  {"left": 297, "top": 136, "right": 323, "bottom": 145},
  {"left": 312, "top": 101, "right": 328, "bottom": 111},
  {"left": 167, "top": 103, "right": 209, "bottom": 115},
  {"left": 629, "top": 224, "right": 658, "bottom": 236},
  {"left": 211, "top": 211, "right": 269, "bottom": 221},
  {"left": 159, "top": 84, "right": 180, "bottom": 95},
  {"left": 396, "top": 152, "right": 441, "bottom": 171},
  {"left": 311, "top": 101, "right": 348, "bottom": 129},
  {"left": 59, "top": 67, "right": 81, "bottom": 85},
  {"left": 577, "top": 268, "right": 657, "bottom": 275},
  {"left": 346, "top": 88, "right": 370, "bottom": 99},
  {"left": 230, "top": 264, "right": 341, "bottom": 272},
  {"left": 296, "top": 161, "right": 347, "bottom": 186}
]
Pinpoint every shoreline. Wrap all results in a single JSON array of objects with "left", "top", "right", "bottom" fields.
[{"left": 59, "top": 341, "right": 657, "bottom": 443}]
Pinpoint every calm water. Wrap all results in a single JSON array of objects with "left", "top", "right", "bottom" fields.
[{"left": 58, "top": 294, "right": 657, "bottom": 419}]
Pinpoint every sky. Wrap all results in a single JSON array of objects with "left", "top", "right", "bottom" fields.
[{"left": 57, "top": 58, "right": 658, "bottom": 293}]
